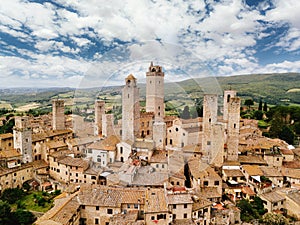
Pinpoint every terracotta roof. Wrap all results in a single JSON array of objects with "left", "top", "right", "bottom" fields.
[
  {"left": 0, "top": 133, "right": 13, "bottom": 139},
  {"left": 32, "top": 133, "right": 47, "bottom": 142},
  {"left": 182, "top": 144, "right": 202, "bottom": 153},
  {"left": 223, "top": 169, "right": 244, "bottom": 177},
  {"left": 188, "top": 160, "right": 221, "bottom": 181},
  {"left": 145, "top": 188, "right": 168, "bottom": 213},
  {"left": 46, "top": 140, "right": 67, "bottom": 149},
  {"left": 283, "top": 160, "right": 300, "bottom": 169},
  {"left": 198, "top": 187, "right": 221, "bottom": 199},
  {"left": 149, "top": 150, "right": 168, "bottom": 163},
  {"left": 241, "top": 186, "right": 255, "bottom": 195},
  {"left": 282, "top": 168, "right": 300, "bottom": 179},
  {"left": 87, "top": 135, "right": 120, "bottom": 151},
  {"left": 0, "top": 149, "right": 21, "bottom": 158},
  {"left": 67, "top": 136, "right": 98, "bottom": 146},
  {"left": 78, "top": 186, "right": 145, "bottom": 207},
  {"left": 167, "top": 193, "right": 193, "bottom": 205},
  {"left": 49, "top": 150, "right": 73, "bottom": 158},
  {"left": 260, "top": 191, "right": 285, "bottom": 203},
  {"left": 58, "top": 156, "right": 89, "bottom": 170},
  {"left": 131, "top": 170, "right": 168, "bottom": 186},
  {"left": 242, "top": 165, "right": 264, "bottom": 176},
  {"left": 280, "top": 148, "right": 294, "bottom": 155},
  {"left": 260, "top": 166, "right": 283, "bottom": 177},
  {"left": 35, "top": 192, "right": 79, "bottom": 225},
  {"left": 45, "top": 129, "right": 72, "bottom": 137},
  {"left": 192, "top": 197, "right": 211, "bottom": 211},
  {"left": 31, "top": 160, "right": 49, "bottom": 169},
  {"left": 239, "top": 155, "right": 268, "bottom": 165}
]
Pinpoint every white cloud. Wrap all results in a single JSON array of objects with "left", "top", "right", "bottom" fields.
[{"left": 0, "top": 0, "right": 299, "bottom": 87}]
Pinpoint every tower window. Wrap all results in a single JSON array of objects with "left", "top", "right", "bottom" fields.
[
  {"left": 128, "top": 94, "right": 129, "bottom": 98},
  {"left": 209, "top": 118, "right": 211, "bottom": 122},
  {"left": 227, "top": 94, "right": 230, "bottom": 102},
  {"left": 234, "top": 123, "right": 236, "bottom": 128}
]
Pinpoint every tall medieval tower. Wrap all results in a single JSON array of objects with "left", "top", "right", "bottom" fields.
[
  {"left": 94, "top": 100, "right": 105, "bottom": 136},
  {"left": 223, "top": 90, "right": 237, "bottom": 121},
  {"left": 52, "top": 99, "right": 65, "bottom": 130},
  {"left": 13, "top": 116, "right": 32, "bottom": 163},
  {"left": 122, "top": 74, "right": 140, "bottom": 142},
  {"left": 202, "top": 94, "right": 219, "bottom": 163},
  {"left": 146, "top": 62, "right": 165, "bottom": 120},
  {"left": 226, "top": 97, "right": 241, "bottom": 161}
]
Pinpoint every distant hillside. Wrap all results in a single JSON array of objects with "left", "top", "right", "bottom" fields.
[
  {"left": 175, "top": 73, "right": 300, "bottom": 105},
  {"left": 0, "top": 73, "right": 299, "bottom": 111}
]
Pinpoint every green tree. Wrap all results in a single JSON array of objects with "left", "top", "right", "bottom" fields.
[
  {"left": 244, "top": 99, "right": 254, "bottom": 110},
  {"left": 0, "top": 200, "right": 13, "bottom": 225},
  {"left": 0, "top": 188, "right": 25, "bottom": 204},
  {"left": 263, "top": 102, "right": 268, "bottom": 112},
  {"left": 258, "top": 99, "right": 263, "bottom": 111},
  {"left": 262, "top": 212, "right": 289, "bottom": 225},
  {"left": 181, "top": 106, "right": 191, "bottom": 119},
  {"left": 14, "top": 209, "right": 36, "bottom": 225},
  {"left": 254, "top": 110, "right": 263, "bottom": 120},
  {"left": 236, "top": 199, "right": 258, "bottom": 222},
  {"left": 279, "top": 125, "right": 295, "bottom": 145},
  {"left": 252, "top": 196, "right": 266, "bottom": 215}
]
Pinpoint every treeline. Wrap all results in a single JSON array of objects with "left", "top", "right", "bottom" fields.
[{"left": 265, "top": 105, "right": 300, "bottom": 144}]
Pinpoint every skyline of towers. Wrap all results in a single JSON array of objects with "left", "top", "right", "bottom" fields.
[{"left": 93, "top": 62, "right": 241, "bottom": 163}]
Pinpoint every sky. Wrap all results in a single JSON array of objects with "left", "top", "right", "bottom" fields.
[{"left": 0, "top": 0, "right": 300, "bottom": 88}]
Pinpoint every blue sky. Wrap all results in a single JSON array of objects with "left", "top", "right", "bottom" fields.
[{"left": 0, "top": 0, "right": 299, "bottom": 88}]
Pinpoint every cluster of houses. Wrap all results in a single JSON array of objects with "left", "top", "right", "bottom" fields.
[{"left": 0, "top": 63, "right": 299, "bottom": 224}]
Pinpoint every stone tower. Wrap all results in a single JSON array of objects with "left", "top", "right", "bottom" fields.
[
  {"left": 202, "top": 94, "right": 218, "bottom": 163},
  {"left": 102, "top": 114, "right": 115, "bottom": 137},
  {"left": 94, "top": 100, "right": 105, "bottom": 136},
  {"left": 13, "top": 116, "right": 32, "bottom": 163},
  {"left": 122, "top": 74, "right": 140, "bottom": 142},
  {"left": 146, "top": 62, "right": 165, "bottom": 120},
  {"left": 226, "top": 97, "right": 241, "bottom": 161},
  {"left": 210, "top": 124, "right": 224, "bottom": 167},
  {"left": 223, "top": 90, "right": 237, "bottom": 121},
  {"left": 52, "top": 99, "right": 65, "bottom": 130}
]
